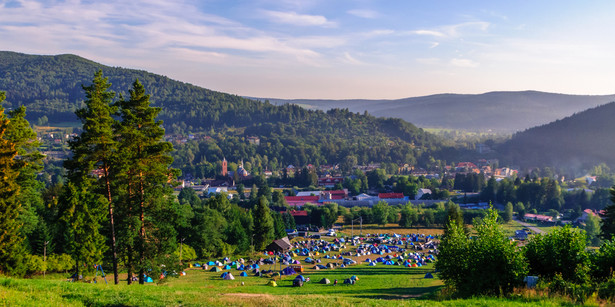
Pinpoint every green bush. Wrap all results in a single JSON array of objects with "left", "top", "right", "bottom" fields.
[
  {"left": 437, "top": 207, "right": 527, "bottom": 297},
  {"left": 591, "top": 239, "right": 615, "bottom": 281},
  {"left": 598, "top": 277, "right": 615, "bottom": 301},
  {"left": 524, "top": 225, "right": 589, "bottom": 282},
  {"left": 26, "top": 255, "right": 45, "bottom": 273},
  {"left": 46, "top": 254, "right": 74, "bottom": 273}
]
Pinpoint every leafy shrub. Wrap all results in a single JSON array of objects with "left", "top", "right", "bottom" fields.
[
  {"left": 524, "top": 225, "right": 589, "bottom": 282},
  {"left": 591, "top": 239, "right": 615, "bottom": 281},
  {"left": 437, "top": 207, "right": 527, "bottom": 297},
  {"left": 598, "top": 277, "right": 615, "bottom": 301}
]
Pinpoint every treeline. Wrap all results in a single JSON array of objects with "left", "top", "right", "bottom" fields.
[
  {"left": 0, "top": 51, "right": 456, "bottom": 172},
  {"left": 499, "top": 101, "right": 615, "bottom": 171},
  {"left": 0, "top": 73, "right": 295, "bottom": 284},
  {"left": 438, "top": 207, "right": 615, "bottom": 302}
]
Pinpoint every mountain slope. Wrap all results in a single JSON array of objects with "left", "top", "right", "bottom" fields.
[
  {"left": 498, "top": 101, "right": 615, "bottom": 170},
  {"left": 259, "top": 91, "right": 615, "bottom": 133},
  {"left": 0, "top": 51, "right": 455, "bottom": 169}
]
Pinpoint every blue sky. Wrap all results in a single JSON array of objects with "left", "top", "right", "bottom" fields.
[{"left": 2, "top": 0, "right": 615, "bottom": 99}]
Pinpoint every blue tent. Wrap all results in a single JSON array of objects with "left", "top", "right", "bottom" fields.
[
  {"left": 369, "top": 262, "right": 377, "bottom": 266},
  {"left": 282, "top": 267, "right": 296, "bottom": 275},
  {"left": 194, "top": 263, "right": 201, "bottom": 267},
  {"left": 207, "top": 261, "right": 215, "bottom": 266},
  {"left": 223, "top": 265, "right": 231, "bottom": 270},
  {"left": 294, "top": 275, "right": 306, "bottom": 282},
  {"left": 237, "top": 265, "right": 245, "bottom": 270},
  {"left": 221, "top": 272, "right": 228, "bottom": 278},
  {"left": 240, "top": 272, "right": 248, "bottom": 277},
  {"left": 424, "top": 273, "right": 434, "bottom": 278},
  {"left": 252, "top": 264, "right": 260, "bottom": 269}
]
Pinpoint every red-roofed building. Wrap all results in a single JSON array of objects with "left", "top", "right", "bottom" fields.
[
  {"left": 285, "top": 196, "right": 320, "bottom": 207},
  {"left": 318, "top": 176, "right": 344, "bottom": 188},
  {"left": 322, "top": 189, "right": 348, "bottom": 200},
  {"left": 378, "top": 193, "right": 405, "bottom": 199},
  {"left": 523, "top": 213, "right": 554, "bottom": 223}
]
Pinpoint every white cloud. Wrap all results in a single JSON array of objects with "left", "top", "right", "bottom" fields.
[
  {"left": 450, "top": 58, "right": 479, "bottom": 68},
  {"left": 411, "top": 30, "right": 446, "bottom": 37},
  {"left": 263, "top": 10, "right": 336, "bottom": 27},
  {"left": 347, "top": 9, "right": 380, "bottom": 19},
  {"left": 342, "top": 52, "right": 363, "bottom": 65}
]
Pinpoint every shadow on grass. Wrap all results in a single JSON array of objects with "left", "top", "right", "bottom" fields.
[{"left": 348, "top": 285, "right": 444, "bottom": 300}]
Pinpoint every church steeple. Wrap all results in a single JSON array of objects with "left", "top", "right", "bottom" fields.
[{"left": 221, "top": 157, "right": 228, "bottom": 176}]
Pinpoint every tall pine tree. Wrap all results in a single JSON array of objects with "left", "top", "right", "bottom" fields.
[
  {"left": 252, "top": 196, "right": 274, "bottom": 251},
  {"left": 62, "top": 70, "right": 120, "bottom": 282},
  {"left": 114, "top": 79, "right": 179, "bottom": 284},
  {"left": 0, "top": 91, "right": 27, "bottom": 275}
]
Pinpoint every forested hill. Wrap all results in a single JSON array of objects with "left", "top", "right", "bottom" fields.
[
  {"left": 498, "top": 101, "right": 615, "bottom": 171},
  {"left": 0, "top": 51, "right": 455, "bottom": 168},
  {"left": 257, "top": 91, "right": 615, "bottom": 133}
]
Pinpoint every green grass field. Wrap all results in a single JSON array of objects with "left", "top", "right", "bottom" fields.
[{"left": 0, "top": 226, "right": 591, "bottom": 306}]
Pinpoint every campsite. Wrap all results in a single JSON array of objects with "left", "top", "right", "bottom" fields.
[{"left": 0, "top": 226, "right": 576, "bottom": 306}]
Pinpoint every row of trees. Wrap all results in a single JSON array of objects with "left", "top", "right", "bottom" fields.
[{"left": 438, "top": 195, "right": 615, "bottom": 301}]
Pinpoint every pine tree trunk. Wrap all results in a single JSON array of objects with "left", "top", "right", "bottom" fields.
[{"left": 104, "top": 164, "right": 119, "bottom": 285}]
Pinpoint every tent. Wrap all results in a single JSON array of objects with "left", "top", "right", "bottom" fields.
[
  {"left": 144, "top": 275, "right": 153, "bottom": 283},
  {"left": 313, "top": 266, "right": 320, "bottom": 270},
  {"left": 240, "top": 272, "right": 248, "bottom": 277},
  {"left": 369, "top": 262, "right": 377, "bottom": 266},
  {"left": 210, "top": 267, "right": 221, "bottom": 272},
  {"left": 350, "top": 275, "right": 359, "bottom": 281},
  {"left": 207, "top": 261, "right": 215, "bottom": 266},
  {"left": 282, "top": 267, "right": 296, "bottom": 275},
  {"left": 326, "top": 263, "right": 335, "bottom": 269},
  {"left": 224, "top": 273, "right": 235, "bottom": 280},
  {"left": 252, "top": 268, "right": 260, "bottom": 273},
  {"left": 254, "top": 272, "right": 263, "bottom": 277},
  {"left": 223, "top": 265, "right": 231, "bottom": 270},
  {"left": 294, "top": 275, "right": 306, "bottom": 282},
  {"left": 267, "top": 280, "right": 278, "bottom": 287},
  {"left": 319, "top": 278, "right": 331, "bottom": 284},
  {"left": 252, "top": 264, "right": 260, "bottom": 269},
  {"left": 221, "top": 272, "right": 228, "bottom": 278},
  {"left": 424, "top": 273, "right": 434, "bottom": 279}
]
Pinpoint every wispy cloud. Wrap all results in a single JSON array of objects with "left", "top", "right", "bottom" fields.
[
  {"left": 263, "top": 10, "right": 336, "bottom": 27},
  {"left": 342, "top": 52, "right": 363, "bottom": 65},
  {"left": 347, "top": 9, "right": 380, "bottom": 19},
  {"left": 450, "top": 58, "right": 479, "bottom": 68}
]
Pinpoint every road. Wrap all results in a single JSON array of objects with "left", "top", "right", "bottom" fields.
[{"left": 513, "top": 217, "right": 545, "bottom": 234}]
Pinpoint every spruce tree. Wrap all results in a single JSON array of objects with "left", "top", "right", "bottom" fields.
[
  {"left": 252, "top": 196, "right": 274, "bottom": 250},
  {"left": 0, "top": 91, "right": 27, "bottom": 275},
  {"left": 63, "top": 70, "right": 119, "bottom": 283},
  {"left": 114, "top": 79, "right": 178, "bottom": 284},
  {"left": 600, "top": 186, "right": 615, "bottom": 240}
]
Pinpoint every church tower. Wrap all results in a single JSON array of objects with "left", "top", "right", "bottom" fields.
[{"left": 221, "top": 157, "right": 228, "bottom": 176}]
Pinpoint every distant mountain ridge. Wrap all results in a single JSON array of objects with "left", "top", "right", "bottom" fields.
[
  {"left": 255, "top": 91, "right": 615, "bottom": 133},
  {"left": 0, "top": 51, "right": 453, "bottom": 169},
  {"left": 498, "top": 101, "right": 615, "bottom": 171}
]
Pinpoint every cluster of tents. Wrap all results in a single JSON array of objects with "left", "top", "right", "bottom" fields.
[{"left": 364, "top": 253, "right": 435, "bottom": 267}]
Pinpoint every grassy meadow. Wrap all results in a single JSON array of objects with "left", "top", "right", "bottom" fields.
[{"left": 0, "top": 225, "right": 585, "bottom": 306}]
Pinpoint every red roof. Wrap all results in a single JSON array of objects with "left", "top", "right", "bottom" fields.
[
  {"left": 285, "top": 196, "right": 320, "bottom": 207},
  {"left": 456, "top": 162, "right": 477, "bottom": 168},
  {"left": 290, "top": 210, "right": 308, "bottom": 217},
  {"left": 378, "top": 193, "right": 404, "bottom": 199},
  {"left": 285, "top": 196, "right": 319, "bottom": 202}
]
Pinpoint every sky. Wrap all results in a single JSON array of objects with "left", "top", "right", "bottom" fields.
[{"left": 1, "top": 0, "right": 615, "bottom": 99}]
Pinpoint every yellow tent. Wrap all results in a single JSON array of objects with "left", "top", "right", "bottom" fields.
[{"left": 267, "top": 280, "right": 278, "bottom": 287}]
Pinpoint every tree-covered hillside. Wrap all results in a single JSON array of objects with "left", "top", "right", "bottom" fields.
[
  {"left": 498, "top": 101, "right": 615, "bottom": 172},
  {"left": 0, "top": 51, "right": 456, "bottom": 169}
]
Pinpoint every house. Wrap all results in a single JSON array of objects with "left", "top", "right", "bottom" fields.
[
  {"left": 575, "top": 209, "right": 603, "bottom": 224},
  {"left": 378, "top": 193, "right": 405, "bottom": 200},
  {"left": 266, "top": 237, "right": 291, "bottom": 253},
  {"left": 523, "top": 213, "right": 554, "bottom": 223},
  {"left": 285, "top": 196, "right": 320, "bottom": 207},
  {"left": 318, "top": 176, "right": 344, "bottom": 188},
  {"left": 208, "top": 187, "right": 228, "bottom": 194},
  {"left": 322, "top": 189, "right": 348, "bottom": 200},
  {"left": 296, "top": 191, "right": 321, "bottom": 197},
  {"left": 247, "top": 136, "right": 260, "bottom": 145},
  {"left": 415, "top": 188, "right": 432, "bottom": 200}
]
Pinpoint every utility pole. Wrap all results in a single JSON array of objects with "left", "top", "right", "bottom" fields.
[{"left": 43, "top": 241, "right": 49, "bottom": 278}]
